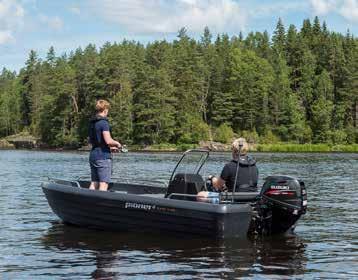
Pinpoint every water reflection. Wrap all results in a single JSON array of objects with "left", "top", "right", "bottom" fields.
[
  {"left": 41, "top": 222, "right": 307, "bottom": 279},
  {"left": 1, "top": 150, "right": 356, "bottom": 278}
]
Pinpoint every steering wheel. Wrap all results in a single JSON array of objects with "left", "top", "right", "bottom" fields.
[{"left": 205, "top": 175, "right": 217, "bottom": 192}]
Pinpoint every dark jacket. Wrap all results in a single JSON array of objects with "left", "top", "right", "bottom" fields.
[{"left": 220, "top": 155, "right": 258, "bottom": 192}]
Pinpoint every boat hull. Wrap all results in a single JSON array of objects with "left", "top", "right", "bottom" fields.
[{"left": 42, "top": 182, "right": 253, "bottom": 239}]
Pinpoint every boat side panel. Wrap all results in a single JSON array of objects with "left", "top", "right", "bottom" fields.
[
  {"left": 42, "top": 184, "right": 252, "bottom": 238},
  {"left": 45, "top": 188, "right": 219, "bottom": 237}
]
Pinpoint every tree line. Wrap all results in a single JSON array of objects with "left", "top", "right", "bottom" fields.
[{"left": 0, "top": 17, "right": 357, "bottom": 147}]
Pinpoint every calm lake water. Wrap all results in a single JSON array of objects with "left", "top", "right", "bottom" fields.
[{"left": 0, "top": 150, "right": 357, "bottom": 279}]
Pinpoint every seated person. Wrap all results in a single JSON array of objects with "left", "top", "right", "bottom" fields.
[{"left": 198, "top": 138, "right": 258, "bottom": 200}]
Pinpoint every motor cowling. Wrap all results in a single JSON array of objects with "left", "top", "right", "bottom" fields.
[
  {"left": 250, "top": 175, "right": 307, "bottom": 235},
  {"left": 260, "top": 175, "right": 307, "bottom": 213}
]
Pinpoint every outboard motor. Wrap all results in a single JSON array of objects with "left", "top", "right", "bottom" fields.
[{"left": 256, "top": 175, "right": 307, "bottom": 235}]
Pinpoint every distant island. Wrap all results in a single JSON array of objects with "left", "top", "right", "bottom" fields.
[{"left": 0, "top": 17, "right": 357, "bottom": 152}]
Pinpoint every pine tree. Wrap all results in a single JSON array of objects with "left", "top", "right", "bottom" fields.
[
  {"left": 210, "top": 34, "right": 234, "bottom": 127},
  {"left": 0, "top": 69, "right": 21, "bottom": 136},
  {"left": 230, "top": 48, "right": 274, "bottom": 133},
  {"left": 301, "top": 19, "right": 312, "bottom": 43},
  {"left": 338, "top": 32, "right": 358, "bottom": 142},
  {"left": 317, "top": 21, "right": 331, "bottom": 71},
  {"left": 298, "top": 47, "right": 316, "bottom": 124},
  {"left": 272, "top": 18, "right": 286, "bottom": 54},
  {"left": 46, "top": 46, "right": 57, "bottom": 67},
  {"left": 284, "top": 92, "right": 309, "bottom": 143},
  {"left": 39, "top": 59, "right": 77, "bottom": 146},
  {"left": 311, "top": 70, "right": 334, "bottom": 143},
  {"left": 257, "top": 30, "right": 271, "bottom": 60},
  {"left": 110, "top": 75, "right": 133, "bottom": 144},
  {"left": 270, "top": 53, "right": 293, "bottom": 138},
  {"left": 20, "top": 50, "right": 39, "bottom": 127},
  {"left": 286, "top": 24, "right": 301, "bottom": 91},
  {"left": 199, "top": 27, "right": 215, "bottom": 123},
  {"left": 133, "top": 66, "right": 175, "bottom": 144},
  {"left": 171, "top": 28, "right": 207, "bottom": 143},
  {"left": 0, "top": 17, "right": 357, "bottom": 146},
  {"left": 329, "top": 34, "right": 349, "bottom": 132},
  {"left": 72, "top": 44, "right": 101, "bottom": 141}
]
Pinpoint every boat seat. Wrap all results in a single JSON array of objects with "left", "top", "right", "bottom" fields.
[{"left": 165, "top": 173, "right": 205, "bottom": 199}]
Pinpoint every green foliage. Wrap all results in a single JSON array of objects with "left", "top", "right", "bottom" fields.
[
  {"left": 241, "top": 129, "right": 260, "bottom": 144},
  {"left": 260, "top": 130, "right": 280, "bottom": 144},
  {"left": 256, "top": 143, "right": 332, "bottom": 152},
  {"left": 178, "top": 116, "right": 210, "bottom": 144},
  {"left": 255, "top": 143, "right": 358, "bottom": 153},
  {"left": 283, "top": 92, "right": 309, "bottom": 143},
  {"left": 329, "top": 130, "right": 348, "bottom": 144},
  {"left": 345, "top": 125, "right": 358, "bottom": 144},
  {"left": 311, "top": 97, "right": 334, "bottom": 143},
  {"left": 209, "top": 34, "right": 234, "bottom": 126},
  {"left": 110, "top": 76, "right": 133, "bottom": 143},
  {"left": 54, "top": 133, "right": 79, "bottom": 148},
  {"left": 213, "top": 123, "right": 234, "bottom": 143},
  {"left": 133, "top": 66, "right": 175, "bottom": 145},
  {"left": 332, "top": 144, "right": 358, "bottom": 152},
  {"left": 272, "top": 18, "right": 286, "bottom": 54},
  {"left": 0, "top": 69, "right": 21, "bottom": 136},
  {"left": 0, "top": 19, "right": 357, "bottom": 148},
  {"left": 230, "top": 48, "right": 274, "bottom": 133}
]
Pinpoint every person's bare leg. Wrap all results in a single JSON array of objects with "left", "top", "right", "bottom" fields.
[
  {"left": 89, "top": 181, "right": 98, "bottom": 190},
  {"left": 99, "top": 182, "right": 108, "bottom": 191}
]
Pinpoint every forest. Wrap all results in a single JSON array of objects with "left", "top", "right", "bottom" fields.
[{"left": 0, "top": 17, "right": 357, "bottom": 148}]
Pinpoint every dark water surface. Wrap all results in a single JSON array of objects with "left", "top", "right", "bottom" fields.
[{"left": 0, "top": 150, "right": 357, "bottom": 279}]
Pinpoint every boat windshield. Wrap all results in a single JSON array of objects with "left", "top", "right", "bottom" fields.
[{"left": 169, "top": 149, "right": 209, "bottom": 181}]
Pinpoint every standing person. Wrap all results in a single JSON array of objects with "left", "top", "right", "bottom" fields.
[
  {"left": 88, "top": 100, "right": 121, "bottom": 191},
  {"left": 211, "top": 138, "right": 258, "bottom": 192}
]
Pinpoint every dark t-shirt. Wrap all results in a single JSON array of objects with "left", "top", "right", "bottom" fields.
[
  {"left": 220, "top": 156, "right": 258, "bottom": 192},
  {"left": 89, "top": 119, "right": 111, "bottom": 161}
]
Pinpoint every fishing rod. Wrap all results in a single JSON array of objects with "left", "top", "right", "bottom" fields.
[
  {"left": 232, "top": 139, "right": 244, "bottom": 203},
  {"left": 111, "top": 145, "right": 128, "bottom": 175}
]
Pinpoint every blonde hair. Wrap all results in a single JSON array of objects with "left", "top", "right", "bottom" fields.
[
  {"left": 232, "top": 137, "right": 249, "bottom": 157},
  {"left": 95, "top": 99, "right": 110, "bottom": 113}
]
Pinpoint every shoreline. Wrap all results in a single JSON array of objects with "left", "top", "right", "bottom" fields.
[
  {"left": 1, "top": 143, "right": 358, "bottom": 153},
  {"left": 2, "top": 133, "right": 358, "bottom": 153}
]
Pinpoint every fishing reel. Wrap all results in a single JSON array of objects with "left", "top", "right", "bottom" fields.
[
  {"left": 111, "top": 145, "right": 128, "bottom": 153},
  {"left": 120, "top": 145, "right": 128, "bottom": 153}
]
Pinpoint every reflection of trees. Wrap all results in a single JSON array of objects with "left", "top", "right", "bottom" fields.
[
  {"left": 91, "top": 250, "right": 117, "bottom": 280},
  {"left": 41, "top": 222, "right": 307, "bottom": 279},
  {"left": 247, "top": 236, "right": 307, "bottom": 277}
]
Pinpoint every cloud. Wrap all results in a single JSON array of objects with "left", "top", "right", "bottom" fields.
[
  {"left": 90, "top": 0, "right": 247, "bottom": 34},
  {"left": 69, "top": 6, "right": 81, "bottom": 15},
  {"left": 0, "top": 0, "right": 25, "bottom": 44},
  {"left": 39, "top": 15, "right": 64, "bottom": 31},
  {"left": 310, "top": 0, "right": 337, "bottom": 15},
  {"left": 0, "top": 30, "right": 13, "bottom": 44},
  {"left": 340, "top": 0, "right": 358, "bottom": 22},
  {"left": 309, "top": 0, "right": 358, "bottom": 22}
]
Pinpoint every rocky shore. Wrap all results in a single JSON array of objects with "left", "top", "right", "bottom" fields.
[
  {"left": 0, "top": 133, "right": 40, "bottom": 149},
  {"left": 0, "top": 139, "right": 15, "bottom": 149},
  {"left": 198, "top": 141, "right": 230, "bottom": 151}
]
